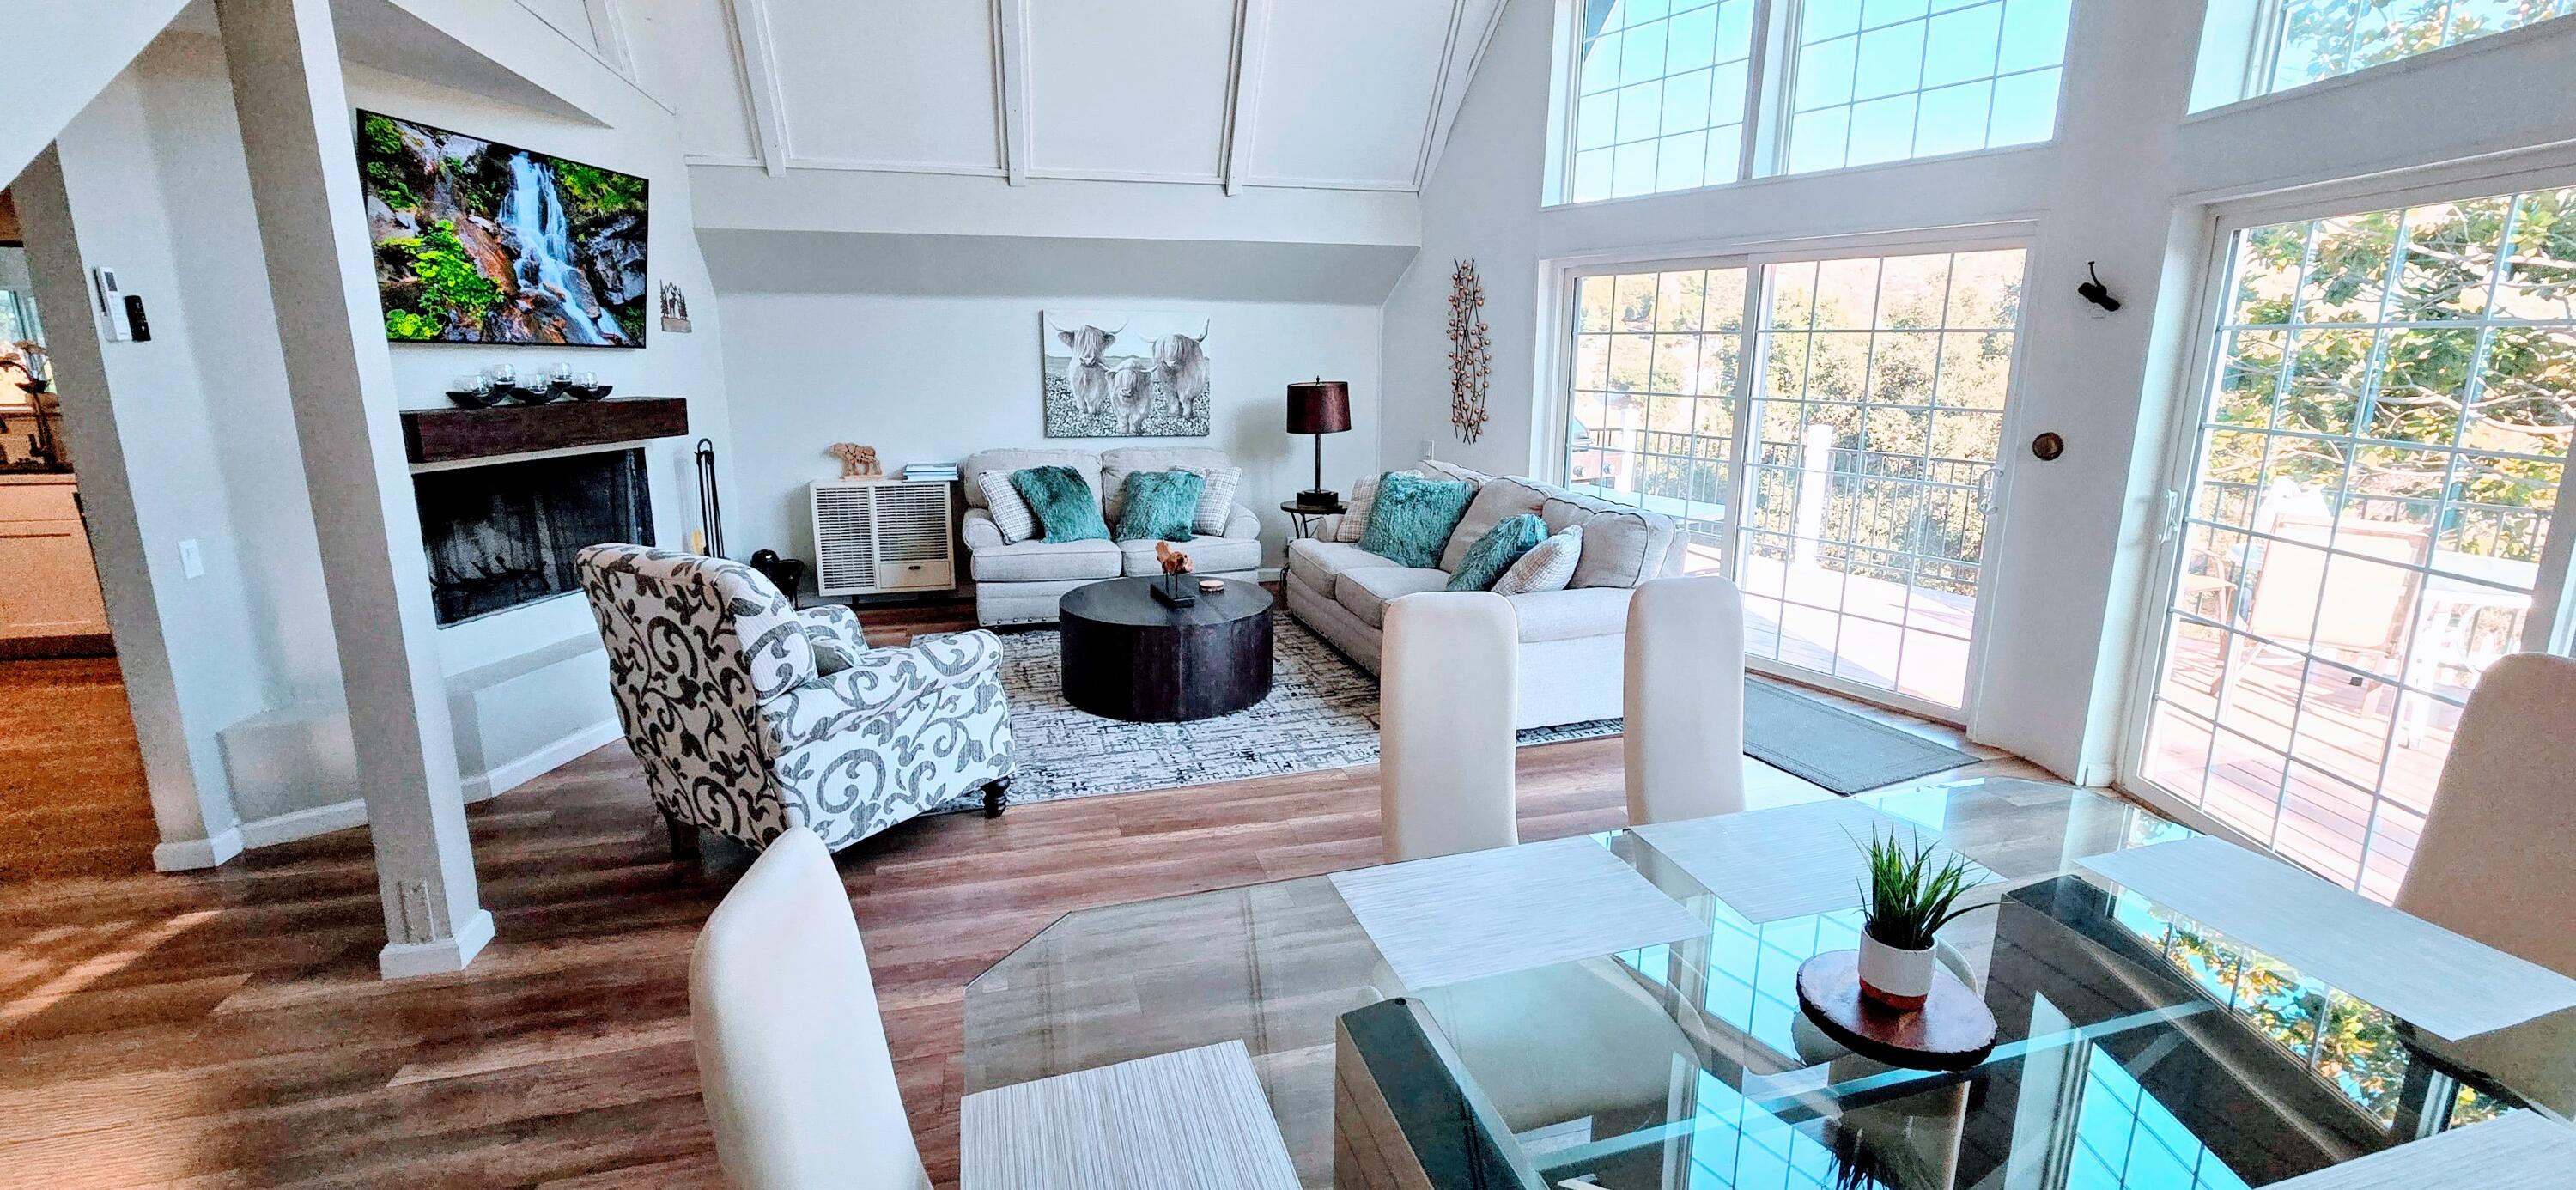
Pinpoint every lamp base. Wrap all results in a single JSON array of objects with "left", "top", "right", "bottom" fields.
[{"left": 1292, "top": 489, "right": 1344, "bottom": 511}]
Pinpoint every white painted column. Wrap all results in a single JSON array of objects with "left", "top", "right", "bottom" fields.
[
  {"left": 213, "top": 0, "right": 492, "bottom": 977},
  {"left": 1794, "top": 423, "right": 1835, "bottom": 566}
]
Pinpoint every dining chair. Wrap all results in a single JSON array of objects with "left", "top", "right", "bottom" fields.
[
  {"left": 2208, "top": 513, "right": 2430, "bottom": 706},
  {"left": 2396, "top": 652, "right": 2576, "bottom": 980},
  {"left": 691, "top": 826, "right": 930, "bottom": 1190},
  {"left": 1624, "top": 574, "right": 1746, "bottom": 825},
  {"left": 1380, "top": 592, "right": 1519, "bottom": 863}
]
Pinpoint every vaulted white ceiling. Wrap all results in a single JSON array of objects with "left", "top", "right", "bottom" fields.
[{"left": 623, "top": 0, "right": 1503, "bottom": 194}]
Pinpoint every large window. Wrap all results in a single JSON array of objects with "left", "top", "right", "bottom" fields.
[
  {"left": 1563, "top": 242, "right": 2028, "bottom": 713},
  {"left": 2131, "top": 184, "right": 2576, "bottom": 900},
  {"left": 1570, "top": 0, "right": 1759, "bottom": 201},
  {"left": 1559, "top": 0, "right": 2072, "bottom": 203},
  {"left": 2196, "top": 0, "right": 2576, "bottom": 109}
]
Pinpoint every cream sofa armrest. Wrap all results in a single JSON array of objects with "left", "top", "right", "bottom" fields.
[
  {"left": 962, "top": 507, "right": 1005, "bottom": 550},
  {"left": 1223, "top": 504, "right": 1261, "bottom": 540}
]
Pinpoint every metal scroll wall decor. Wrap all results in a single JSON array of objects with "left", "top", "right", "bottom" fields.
[{"left": 1446, "top": 259, "right": 1490, "bottom": 444}]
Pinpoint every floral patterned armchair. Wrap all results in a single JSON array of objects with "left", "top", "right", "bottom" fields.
[{"left": 576, "top": 545, "right": 1013, "bottom": 855}]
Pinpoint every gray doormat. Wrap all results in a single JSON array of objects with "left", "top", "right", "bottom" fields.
[{"left": 1741, "top": 679, "right": 1978, "bottom": 795}]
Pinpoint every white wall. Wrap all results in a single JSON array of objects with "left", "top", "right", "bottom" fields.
[
  {"left": 1383, "top": 0, "right": 2576, "bottom": 781},
  {"left": 27, "top": 17, "right": 740, "bottom": 855},
  {"left": 350, "top": 62, "right": 738, "bottom": 677},
  {"left": 18, "top": 67, "right": 283, "bottom": 861},
  {"left": 713, "top": 282, "right": 1382, "bottom": 573},
  {"left": 0, "top": 0, "right": 191, "bottom": 190}
]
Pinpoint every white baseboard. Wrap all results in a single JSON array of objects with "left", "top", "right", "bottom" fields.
[
  {"left": 460, "top": 718, "right": 622, "bottom": 803},
  {"left": 378, "top": 908, "right": 495, "bottom": 980},
  {"left": 237, "top": 798, "right": 372, "bottom": 848},
  {"left": 223, "top": 718, "right": 624, "bottom": 853},
  {"left": 1257, "top": 566, "right": 1284, "bottom": 583},
  {"left": 153, "top": 827, "right": 244, "bottom": 871}
]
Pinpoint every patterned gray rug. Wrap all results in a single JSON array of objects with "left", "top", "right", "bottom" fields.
[{"left": 960, "top": 619, "right": 1620, "bottom": 810}]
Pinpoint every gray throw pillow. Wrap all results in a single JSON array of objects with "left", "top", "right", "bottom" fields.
[
  {"left": 1184, "top": 465, "right": 1242, "bottom": 536},
  {"left": 1338, "top": 469, "right": 1421, "bottom": 543},
  {"left": 975, "top": 471, "right": 1037, "bottom": 543},
  {"left": 1546, "top": 497, "right": 1677, "bottom": 588},
  {"left": 1492, "top": 525, "right": 1583, "bottom": 596}
]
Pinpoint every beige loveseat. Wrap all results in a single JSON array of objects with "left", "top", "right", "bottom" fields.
[
  {"left": 961, "top": 447, "right": 1262, "bottom": 627},
  {"left": 1285, "top": 465, "right": 1684, "bottom": 729}
]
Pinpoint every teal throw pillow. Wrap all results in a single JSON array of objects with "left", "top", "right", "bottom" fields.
[
  {"left": 1357, "top": 472, "right": 1474, "bottom": 568},
  {"left": 1010, "top": 465, "right": 1108, "bottom": 542},
  {"left": 1447, "top": 513, "right": 1548, "bottom": 591},
  {"left": 1114, "top": 470, "right": 1203, "bottom": 543}
]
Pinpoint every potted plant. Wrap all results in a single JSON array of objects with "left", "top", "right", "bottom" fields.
[{"left": 1856, "top": 829, "right": 1984, "bottom": 1011}]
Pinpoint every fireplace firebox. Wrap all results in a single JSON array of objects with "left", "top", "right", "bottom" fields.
[{"left": 415, "top": 448, "right": 652, "bottom": 625}]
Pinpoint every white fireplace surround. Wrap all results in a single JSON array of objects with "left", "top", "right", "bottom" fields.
[{"left": 205, "top": 436, "right": 686, "bottom": 856}]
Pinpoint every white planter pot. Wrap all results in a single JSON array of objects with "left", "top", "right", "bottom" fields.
[{"left": 1858, "top": 935, "right": 1936, "bottom": 1010}]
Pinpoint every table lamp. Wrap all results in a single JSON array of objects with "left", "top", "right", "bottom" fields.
[{"left": 1286, "top": 379, "right": 1352, "bottom": 509}]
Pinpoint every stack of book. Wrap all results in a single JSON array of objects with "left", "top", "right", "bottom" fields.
[{"left": 902, "top": 463, "right": 959, "bottom": 483}]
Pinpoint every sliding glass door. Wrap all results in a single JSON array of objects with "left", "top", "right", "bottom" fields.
[
  {"left": 1562, "top": 244, "right": 2029, "bottom": 716},
  {"left": 2130, "top": 184, "right": 2576, "bottom": 900}
]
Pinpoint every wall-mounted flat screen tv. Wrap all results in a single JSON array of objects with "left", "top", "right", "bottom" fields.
[{"left": 356, "top": 110, "right": 648, "bottom": 348}]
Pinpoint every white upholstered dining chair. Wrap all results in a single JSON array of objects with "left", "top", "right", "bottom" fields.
[
  {"left": 691, "top": 827, "right": 930, "bottom": 1190},
  {"left": 1623, "top": 574, "right": 1747, "bottom": 825},
  {"left": 1380, "top": 592, "right": 1519, "bottom": 863},
  {"left": 2396, "top": 652, "right": 2576, "bottom": 980}
]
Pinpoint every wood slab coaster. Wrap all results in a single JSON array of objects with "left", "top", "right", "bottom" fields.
[{"left": 1796, "top": 950, "right": 1996, "bottom": 1072}]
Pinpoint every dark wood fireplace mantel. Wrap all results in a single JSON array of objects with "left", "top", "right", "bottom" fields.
[{"left": 401, "top": 398, "right": 690, "bottom": 465}]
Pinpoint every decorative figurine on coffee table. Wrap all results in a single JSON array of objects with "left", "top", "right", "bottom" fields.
[{"left": 1151, "top": 542, "right": 1197, "bottom": 608}]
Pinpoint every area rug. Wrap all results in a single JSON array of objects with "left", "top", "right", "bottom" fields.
[
  {"left": 956, "top": 620, "right": 1619, "bottom": 810},
  {"left": 1740, "top": 679, "right": 1977, "bottom": 795},
  {"left": 947, "top": 621, "right": 1973, "bottom": 811}
]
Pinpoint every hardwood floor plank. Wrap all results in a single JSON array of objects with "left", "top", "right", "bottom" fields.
[{"left": 0, "top": 602, "right": 2087, "bottom": 1187}]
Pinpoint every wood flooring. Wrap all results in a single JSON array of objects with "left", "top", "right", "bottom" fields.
[{"left": 0, "top": 597, "right": 2067, "bottom": 1188}]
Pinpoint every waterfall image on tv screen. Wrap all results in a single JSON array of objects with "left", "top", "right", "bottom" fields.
[{"left": 356, "top": 111, "right": 648, "bottom": 347}]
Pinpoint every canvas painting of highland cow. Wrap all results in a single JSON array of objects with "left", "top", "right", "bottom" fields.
[
  {"left": 1041, "top": 311, "right": 1212, "bottom": 438},
  {"left": 357, "top": 111, "right": 649, "bottom": 347}
]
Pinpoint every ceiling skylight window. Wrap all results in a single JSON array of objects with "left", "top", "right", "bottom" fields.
[
  {"left": 1556, "top": 0, "right": 2074, "bottom": 204},
  {"left": 2194, "top": 0, "right": 2576, "bottom": 110}
]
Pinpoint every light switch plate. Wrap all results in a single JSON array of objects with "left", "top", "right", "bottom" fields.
[
  {"left": 179, "top": 538, "right": 204, "bottom": 578},
  {"left": 91, "top": 267, "right": 131, "bottom": 342}
]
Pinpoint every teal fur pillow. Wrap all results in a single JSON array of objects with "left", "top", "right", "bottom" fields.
[
  {"left": 1010, "top": 465, "right": 1109, "bottom": 543},
  {"left": 1447, "top": 513, "right": 1548, "bottom": 591},
  {"left": 1357, "top": 472, "right": 1474, "bottom": 568},
  {"left": 1114, "top": 470, "right": 1204, "bottom": 543}
]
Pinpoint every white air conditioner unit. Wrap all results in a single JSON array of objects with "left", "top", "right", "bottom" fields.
[{"left": 810, "top": 478, "right": 956, "bottom": 596}]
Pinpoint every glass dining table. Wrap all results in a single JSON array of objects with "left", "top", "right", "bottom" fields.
[{"left": 960, "top": 779, "right": 2576, "bottom": 1187}]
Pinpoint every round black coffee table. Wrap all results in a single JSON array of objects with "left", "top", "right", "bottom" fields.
[{"left": 1059, "top": 577, "right": 1274, "bottom": 722}]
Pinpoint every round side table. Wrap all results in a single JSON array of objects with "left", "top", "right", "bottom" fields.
[{"left": 1280, "top": 499, "right": 1346, "bottom": 541}]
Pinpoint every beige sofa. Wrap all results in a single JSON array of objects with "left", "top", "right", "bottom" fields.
[
  {"left": 960, "top": 446, "right": 1262, "bottom": 627},
  {"left": 1285, "top": 466, "right": 1684, "bottom": 729}
]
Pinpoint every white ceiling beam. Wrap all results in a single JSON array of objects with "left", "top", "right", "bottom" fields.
[
  {"left": 725, "top": 0, "right": 791, "bottom": 177},
  {"left": 993, "top": 0, "right": 1031, "bottom": 185},
  {"left": 1220, "top": 0, "right": 1273, "bottom": 197},
  {"left": 1414, "top": 0, "right": 1506, "bottom": 191},
  {"left": 581, "top": 0, "right": 635, "bottom": 80}
]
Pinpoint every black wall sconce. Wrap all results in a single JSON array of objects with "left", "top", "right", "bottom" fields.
[{"left": 2078, "top": 262, "right": 2122, "bottom": 313}]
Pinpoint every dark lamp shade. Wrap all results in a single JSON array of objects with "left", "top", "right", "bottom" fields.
[{"left": 1286, "top": 380, "right": 1352, "bottom": 434}]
